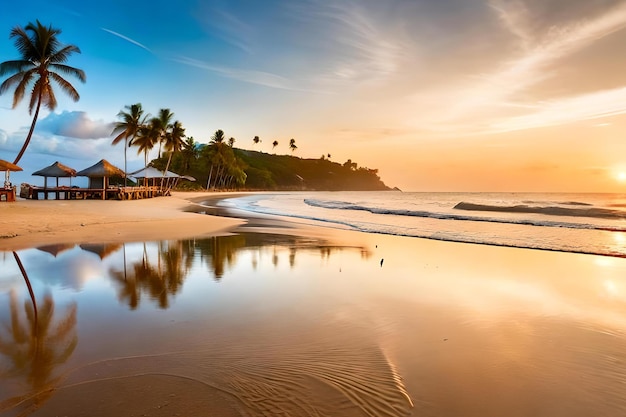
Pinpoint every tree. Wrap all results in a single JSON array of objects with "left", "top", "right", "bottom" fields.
[
  {"left": 132, "top": 120, "right": 159, "bottom": 167},
  {"left": 111, "top": 103, "right": 146, "bottom": 185},
  {"left": 272, "top": 140, "right": 279, "bottom": 150},
  {"left": 181, "top": 136, "right": 199, "bottom": 173},
  {"left": 289, "top": 138, "right": 297, "bottom": 153},
  {"left": 162, "top": 120, "right": 185, "bottom": 178},
  {"left": 0, "top": 20, "right": 85, "bottom": 164},
  {"left": 253, "top": 135, "right": 260, "bottom": 146},
  {"left": 152, "top": 108, "right": 174, "bottom": 158},
  {"left": 228, "top": 137, "right": 235, "bottom": 147}
]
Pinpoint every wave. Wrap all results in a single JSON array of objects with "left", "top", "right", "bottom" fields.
[
  {"left": 454, "top": 202, "right": 626, "bottom": 220},
  {"left": 303, "top": 199, "right": 626, "bottom": 233}
]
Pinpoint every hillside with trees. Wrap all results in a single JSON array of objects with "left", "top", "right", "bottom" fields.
[{"left": 150, "top": 131, "right": 391, "bottom": 191}]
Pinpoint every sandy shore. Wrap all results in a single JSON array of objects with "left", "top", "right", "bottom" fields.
[
  {"left": 0, "top": 192, "right": 245, "bottom": 251},
  {"left": 2, "top": 191, "right": 626, "bottom": 416}
]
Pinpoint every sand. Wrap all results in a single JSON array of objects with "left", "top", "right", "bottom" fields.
[
  {"left": 2, "top": 192, "right": 626, "bottom": 416},
  {"left": 0, "top": 192, "right": 245, "bottom": 251}
]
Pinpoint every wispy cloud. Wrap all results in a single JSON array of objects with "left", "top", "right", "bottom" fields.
[
  {"left": 488, "top": 0, "right": 533, "bottom": 50},
  {"left": 412, "top": 0, "right": 626, "bottom": 136},
  {"left": 173, "top": 56, "right": 293, "bottom": 90},
  {"left": 101, "top": 28, "right": 152, "bottom": 53},
  {"left": 304, "top": 1, "right": 406, "bottom": 84}
]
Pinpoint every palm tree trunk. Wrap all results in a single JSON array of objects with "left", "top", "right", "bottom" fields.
[
  {"left": 13, "top": 251, "right": 38, "bottom": 324},
  {"left": 124, "top": 137, "right": 128, "bottom": 186},
  {"left": 13, "top": 93, "right": 42, "bottom": 165}
]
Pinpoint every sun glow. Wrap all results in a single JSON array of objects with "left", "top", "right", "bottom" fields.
[{"left": 616, "top": 172, "right": 626, "bottom": 182}]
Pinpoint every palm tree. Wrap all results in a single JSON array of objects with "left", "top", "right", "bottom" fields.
[
  {"left": 181, "top": 136, "right": 199, "bottom": 173},
  {"left": 253, "top": 135, "right": 260, "bottom": 146},
  {"left": 0, "top": 20, "right": 85, "bottom": 165},
  {"left": 152, "top": 108, "right": 174, "bottom": 158},
  {"left": 289, "top": 138, "right": 297, "bottom": 153},
  {"left": 272, "top": 140, "right": 279, "bottom": 150},
  {"left": 111, "top": 103, "right": 146, "bottom": 185},
  {"left": 162, "top": 120, "right": 185, "bottom": 177},
  {"left": 132, "top": 121, "right": 159, "bottom": 168},
  {"left": 228, "top": 137, "right": 235, "bottom": 147}
]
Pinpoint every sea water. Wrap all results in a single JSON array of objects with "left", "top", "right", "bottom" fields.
[{"left": 218, "top": 192, "right": 626, "bottom": 257}]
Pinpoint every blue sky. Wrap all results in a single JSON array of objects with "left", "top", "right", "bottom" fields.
[{"left": 3, "top": 0, "right": 626, "bottom": 191}]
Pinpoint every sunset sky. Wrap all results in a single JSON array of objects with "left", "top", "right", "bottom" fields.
[{"left": 2, "top": 0, "right": 626, "bottom": 192}]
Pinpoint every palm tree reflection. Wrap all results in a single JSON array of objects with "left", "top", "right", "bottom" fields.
[
  {"left": 110, "top": 233, "right": 372, "bottom": 309},
  {"left": 0, "top": 253, "right": 78, "bottom": 416},
  {"left": 111, "top": 240, "right": 194, "bottom": 309}
]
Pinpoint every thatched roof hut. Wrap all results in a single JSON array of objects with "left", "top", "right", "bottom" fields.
[
  {"left": 77, "top": 159, "right": 125, "bottom": 178},
  {"left": 33, "top": 161, "right": 77, "bottom": 188},
  {"left": 1, "top": 159, "right": 22, "bottom": 190},
  {"left": 0, "top": 159, "right": 22, "bottom": 172},
  {"left": 76, "top": 160, "right": 125, "bottom": 199}
]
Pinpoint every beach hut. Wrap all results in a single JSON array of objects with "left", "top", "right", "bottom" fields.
[
  {"left": 32, "top": 161, "right": 77, "bottom": 189},
  {"left": 79, "top": 243, "right": 123, "bottom": 259},
  {"left": 0, "top": 159, "right": 22, "bottom": 202},
  {"left": 76, "top": 159, "right": 125, "bottom": 200}
]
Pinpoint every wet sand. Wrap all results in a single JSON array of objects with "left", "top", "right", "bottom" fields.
[{"left": 1, "top": 192, "right": 626, "bottom": 416}]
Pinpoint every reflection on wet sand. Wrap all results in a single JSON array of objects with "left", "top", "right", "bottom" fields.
[
  {"left": 109, "top": 233, "right": 371, "bottom": 309},
  {"left": 2, "top": 229, "right": 626, "bottom": 416},
  {"left": 110, "top": 241, "right": 194, "bottom": 309},
  {"left": 0, "top": 253, "right": 77, "bottom": 417}
]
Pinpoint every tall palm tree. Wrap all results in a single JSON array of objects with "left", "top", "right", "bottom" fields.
[
  {"left": 0, "top": 20, "right": 85, "bottom": 165},
  {"left": 272, "top": 140, "right": 279, "bottom": 150},
  {"left": 132, "top": 121, "right": 159, "bottom": 168},
  {"left": 162, "top": 120, "right": 185, "bottom": 177},
  {"left": 111, "top": 103, "right": 146, "bottom": 185},
  {"left": 152, "top": 108, "right": 174, "bottom": 158},
  {"left": 228, "top": 137, "right": 235, "bottom": 147},
  {"left": 289, "top": 138, "right": 297, "bottom": 153},
  {"left": 253, "top": 135, "right": 260, "bottom": 146}
]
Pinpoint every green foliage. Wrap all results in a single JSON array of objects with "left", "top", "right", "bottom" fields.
[{"left": 151, "top": 136, "right": 389, "bottom": 191}]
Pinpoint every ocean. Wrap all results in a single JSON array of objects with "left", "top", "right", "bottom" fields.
[{"left": 216, "top": 191, "right": 626, "bottom": 258}]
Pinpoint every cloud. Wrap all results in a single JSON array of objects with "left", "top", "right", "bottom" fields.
[
  {"left": 37, "top": 111, "right": 115, "bottom": 139},
  {"left": 301, "top": 1, "right": 407, "bottom": 85},
  {"left": 408, "top": 0, "right": 626, "bottom": 136},
  {"left": 101, "top": 28, "right": 152, "bottom": 53},
  {"left": 172, "top": 55, "right": 326, "bottom": 93}
]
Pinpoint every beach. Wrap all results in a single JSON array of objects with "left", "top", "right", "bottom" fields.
[
  {"left": 1, "top": 192, "right": 626, "bottom": 417},
  {"left": 0, "top": 192, "right": 246, "bottom": 251}
]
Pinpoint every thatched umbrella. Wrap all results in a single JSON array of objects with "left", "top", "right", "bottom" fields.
[
  {"left": 79, "top": 243, "right": 123, "bottom": 260},
  {"left": 76, "top": 159, "right": 125, "bottom": 200},
  {"left": 0, "top": 159, "right": 22, "bottom": 188},
  {"left": 32, "top": 161, "right": 77, "bottom": 189},
  {"left": 36, "top": 243, "right": 76, "bottom": 257}
]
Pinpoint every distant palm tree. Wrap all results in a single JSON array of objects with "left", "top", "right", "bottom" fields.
[
  {"left": 112, "top": 103, "right": 147, "bottom": 185},
  {"left": 132, "top": 121, "right": 159, "bottom": 168},
  {"left": 272, "top": 140, "right": 279, "bottom": 150},
  {"left": 163, "top": 120, "right": 185, "bottom": 176},
  {"left": 253, "top": 135, "right": 260, "bottom": 146},
  {"left": 0, "top": 20, "right": 85, "bottom": 164},
  {"left": 289, "top": 138, "right": 297, "bottom": 153},
  {"left": 152, "top": 108, "right": 174, "bottom": 158},
  {"left": 181, "top": 136, "right": 199, "bottom": 173},
  {"left": 211, "top": 129, "right": 226, "bottom": 145},
  {"left": 228, "top": 137, "right": 235, "bottom": 147}
]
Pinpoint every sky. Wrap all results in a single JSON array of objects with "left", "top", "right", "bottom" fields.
[{"left": 2, "top": 0, "right": 626, "bottom": 192}]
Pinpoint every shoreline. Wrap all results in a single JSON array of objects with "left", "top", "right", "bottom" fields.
[{"left": 0, "top": 192, "right": 248, "bottom": 251}]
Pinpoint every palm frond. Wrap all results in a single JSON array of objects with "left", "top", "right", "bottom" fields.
[
  {"left": 49, "top": 72, "right": 80, "bottom": 101},
  {"left": 0, "top": 60, "right": 34, "bottom": 77},
  {"left": 49, "top": 63, "right": 85, "bottom": 83},
  {"left": 10, "top": 71, "right": 35, "bottom": 108},
  {"left": 49, "top": 44, "right": 81, "bottom": 65}
]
